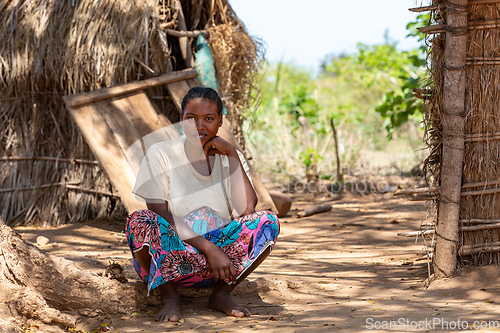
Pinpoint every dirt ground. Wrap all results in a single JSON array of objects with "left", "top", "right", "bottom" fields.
[{"left": 12, "top": 188, "right": 500, "bottom": 332}]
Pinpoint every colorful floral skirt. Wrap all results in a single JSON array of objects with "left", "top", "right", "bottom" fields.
[{"left": 125, "top": 207, "right": 280, "bottom": 294}]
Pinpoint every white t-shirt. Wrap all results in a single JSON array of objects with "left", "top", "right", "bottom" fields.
[{"left": 132, "top": 136, "right": 252, "bottom": 219}]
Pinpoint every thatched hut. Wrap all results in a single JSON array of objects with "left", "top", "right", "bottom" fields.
[
  {"left": 406, "top": 0, "right": 500, "bottom": 277},
  {"left": 0, "top": 0, "right": 262, "bottom": 226}
]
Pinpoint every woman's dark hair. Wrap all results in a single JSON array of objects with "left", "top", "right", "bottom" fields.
[{"left": 181, "top": 87, "right": 223, "bottom": 115}]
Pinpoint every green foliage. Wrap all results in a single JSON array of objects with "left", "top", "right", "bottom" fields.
[
  {"left": 406, "top": 13, "right": 431, "bottom": 47},
  {"left": 375, "top": 76, "right": 422, "bottom": 139},
  {"left": 375, "top": 13, "right": 430, "bottom": 138},
  {"left": 299, "top": 147, "right": 323, "bottom": 168},
  {"left": 243, "top": 15, "right": 429, "bottom": 181},
  {"left": 245, "top": 62, "right": 324, "bottom": 178}
]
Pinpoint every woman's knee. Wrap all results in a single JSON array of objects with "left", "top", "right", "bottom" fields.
[
  {"left": 262, "top": 210, "right": 280, "bottom": 230},
  {"left": 126, "top": 209, "right": 159, "bottom": 231},
  {"left": 127, "top": 209, "right": 157, "bottom": 223}
]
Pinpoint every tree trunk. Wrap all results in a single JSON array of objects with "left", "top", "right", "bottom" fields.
[
  {"left": 434, "top": 0, "right": 468, "bottom": 278},
  {"left": 329, "top": 117, "right": 342, "bottom": 182},
  {"left": 0, "top": 217, "right": 159, "bottom": 331}
]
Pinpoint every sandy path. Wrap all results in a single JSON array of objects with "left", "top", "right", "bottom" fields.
[{"left": 14, "top": 192, "right": 500, "bottom": 332}]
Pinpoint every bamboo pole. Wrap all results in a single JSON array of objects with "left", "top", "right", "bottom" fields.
[
  {"left": 461, "top": 222, "right": 500, "bottom": 231},
  {"left": 464, "top": 132, "right": 500, "bottom": 142},
  {"left": 0, "top": 156, "right": 100, "bottom": 165},
  {"left": 461, "top": 188, "right": 500, "bottom": 196},
  {"left": 0, "top": 182, "right": 79, "bottom": 193},
  {"left": 394, "top": 179, "right": 500, "bottom": 197},
  {"left": 173, "top": 0, "right": 194, "bottom": 68},
  {"left": 434, "top": 0, "right": 468, "bottom": 278},
  {"left": 418, "top": 24, "right": 445, "bottom": 34},
  {"left": 469, "top": 0, "right": 500, "bottom": 4},
  {"left": 420, "top": 19, "right": 500, "bottom": 34},
  {"left": 465, "top": 131, "right": 500, "bottom": 139},
  {"left": 462, "top": 179, "right": 500, "bottom": 189},
  {"left": 397, "top": 187, "right": 500, "bottom": 197},
  {"left": 410, "top": 0, "right": 500, "bottom": 11},
  {"left": 459, "top": 245, "right": 500, "bottom": 256},
  {"left": 0, "top": 183, "right": 65, "bottom": 193},
  {"left": 398, "top": 221, "right": 500, "bottom": 238},
  {"left": 0, "top": 182, "right": 118, "bottom": 197},
  {"left": 459, "top": 241, "right": 500, "bottom": 256},
  {"left": 460, "top": 219, "right": 500, "bottom": 224},
  {"left": 467, "top": 59, "right": 500, "bottom": 66},
  {"left": 409, "top": 4, "right": 439, "bottom": 12}
]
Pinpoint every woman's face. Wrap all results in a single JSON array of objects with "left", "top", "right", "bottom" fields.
[{"left": 181, "top": 98, "right": 222, "bottom": 147}]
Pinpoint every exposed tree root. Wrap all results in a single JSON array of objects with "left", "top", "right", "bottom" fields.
[{"left": 0, "top": 218, "right": 159, "bottom": 331}]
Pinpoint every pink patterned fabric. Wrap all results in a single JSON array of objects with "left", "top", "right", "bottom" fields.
[{"left": 125, "top": 207, "right": 279, "bottom": 293}]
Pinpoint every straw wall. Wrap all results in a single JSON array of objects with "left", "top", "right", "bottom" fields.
[
  {"left": 422, "top": 0, "right": 500, "bottom": 269},
  {"left": 0, "top": 0, "right": 261, "bottom": 226},
  {"left": 460, "top": 2, "right": 500, "bottom": 265}
]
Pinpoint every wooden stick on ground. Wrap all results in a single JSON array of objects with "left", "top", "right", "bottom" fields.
[
  {"left": 397, "top": 229, "right": 436, "bottom": 237},
  {"left": 296, "top": 204, "right": 332, "bottom": 218},
  {"left": 394, "top": 187, "right": 439, "bottom": 196}
]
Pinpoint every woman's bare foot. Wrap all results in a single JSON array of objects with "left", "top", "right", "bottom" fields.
[
  {"left": 155, "top": 282, "right": 181, "bottom": 322},
  {"left": 208, "top": 281, "right": 251, "bottom": 317}
]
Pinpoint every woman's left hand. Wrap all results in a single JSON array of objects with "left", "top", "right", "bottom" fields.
[{"left": 203, "top": 136, "right": 237, "bottom": 158}]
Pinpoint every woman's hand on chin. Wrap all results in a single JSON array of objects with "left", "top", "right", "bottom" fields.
[{"left": 203, "top": 136, "right": 237, "bottom": 158}]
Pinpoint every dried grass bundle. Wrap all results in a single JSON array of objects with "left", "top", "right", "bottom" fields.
[
  {"left": 208, "top": 22, "right": 263, "bottom": 150},
  {"left": 459, "top": 3, "right": 500, "bottom": 265},
  {"left": 423, "top": 5, "right": 445, "bottom": 191}
]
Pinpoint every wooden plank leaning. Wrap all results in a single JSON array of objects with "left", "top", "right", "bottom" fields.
[
  {"left": 64, "top": 69, "right": 198, "bottom": 109},
  {"left": 64, "top": 100, "right": 147, "bottom": 213}
]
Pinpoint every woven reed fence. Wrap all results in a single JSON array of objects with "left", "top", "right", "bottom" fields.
[
  {"left": 403, "top": 0, "right": 500, "bottom": 277},
  {"left": 0, "top": 0, "right": 262, "bottom": 226}
]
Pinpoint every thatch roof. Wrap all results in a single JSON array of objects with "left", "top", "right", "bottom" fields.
[{"left": 0, "top": 0, "right": 262, "bottom": 225}]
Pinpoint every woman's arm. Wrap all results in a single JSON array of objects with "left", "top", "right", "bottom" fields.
[
  {"left": 146, "top": 200, "right": 237, "bottom": 282},
  {"left": 204, "top": 136, "right": 257, "bottom": 216},
  {"left": 226, "top": 150, "right": 257, "bottom": 216}
]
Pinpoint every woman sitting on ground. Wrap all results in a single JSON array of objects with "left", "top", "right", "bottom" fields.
[{"left": 125, "top": 87, "right": 280, "bottom": 322}]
